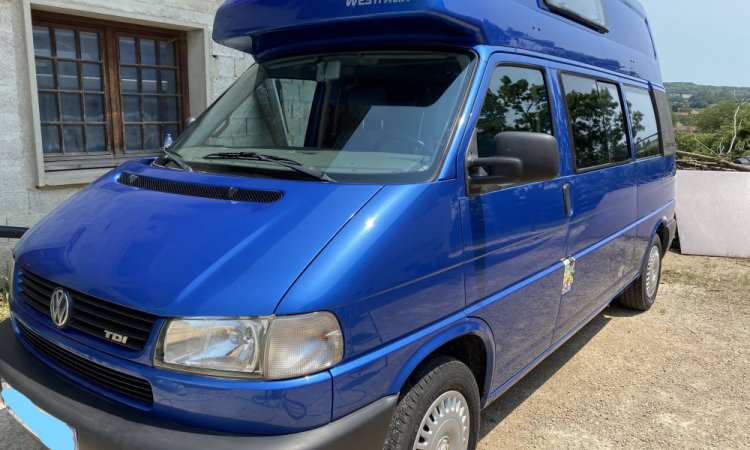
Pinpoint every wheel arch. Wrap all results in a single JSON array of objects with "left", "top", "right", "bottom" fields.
[
  {"left": 650, "top": 216, "right": 671, "bottom": 258},
  {"left": 389, "top": 317, "right": 495, "bottom": 405}
]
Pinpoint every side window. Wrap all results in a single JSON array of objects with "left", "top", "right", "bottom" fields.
[
  {"left": 562, "top": 74, "right": 630, "bottom": 170},
  {"left": 623, "top": 86, "right": 661, "bottom": 158},
  {"left": 653, "top": 90, "right": 677, "bottom": 156},
  {"left": 476, "top": 66, "right": 553, "bottom": 157}
]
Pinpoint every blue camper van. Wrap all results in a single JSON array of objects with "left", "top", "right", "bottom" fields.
[{"left": 1, "top": 0, "right": 676, "bottom": 448}]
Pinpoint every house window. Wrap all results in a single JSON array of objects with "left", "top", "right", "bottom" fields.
[{"left": 31, "top": 12, "right": 188, "bottom": 171}]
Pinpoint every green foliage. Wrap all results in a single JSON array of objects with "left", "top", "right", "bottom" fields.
[
  {"left": 677, "top": 100, "right": 750, "bottom": 158},
  {"left": 666, "top": 82, "right": 750, "bottom": 111}
]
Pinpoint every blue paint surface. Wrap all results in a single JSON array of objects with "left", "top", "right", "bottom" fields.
[{"left": 213, "top": 0, "right": 662, "bottom": 83}]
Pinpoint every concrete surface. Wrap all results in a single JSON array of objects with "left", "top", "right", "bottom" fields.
[
  {"left": 2, "top": 252, "right": 749, "bottom": 449},
  {"left": 676, "top": 170, "right": 750, "bottom": 258}
]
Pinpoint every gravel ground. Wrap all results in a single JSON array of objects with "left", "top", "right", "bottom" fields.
[{"left": 1, "top": 252, "right": 748, "bottom": 449}]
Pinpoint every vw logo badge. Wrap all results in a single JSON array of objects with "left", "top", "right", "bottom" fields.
[{"left": 49, "top": 288, "right": 72, "bottom": 329}]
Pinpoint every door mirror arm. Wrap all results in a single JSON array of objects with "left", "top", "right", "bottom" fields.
[{"left": 468, "top": 156, "right": 523, "bottom": 185}]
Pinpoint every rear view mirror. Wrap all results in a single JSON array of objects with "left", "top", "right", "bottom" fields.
[{"left": 469, "top": 131, "right": 560, "bottom": 186}]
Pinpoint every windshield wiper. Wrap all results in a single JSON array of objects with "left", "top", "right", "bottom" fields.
[
  {"left": 161, "top": 148, "right": 193, "bottom": 172},
  {"left": 203, "top": 152, "right": 334, "bottom": 182}
]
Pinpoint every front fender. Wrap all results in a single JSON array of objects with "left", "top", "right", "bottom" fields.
[{"left": 388, "top": 317, "right": 495, "bottom": 403}]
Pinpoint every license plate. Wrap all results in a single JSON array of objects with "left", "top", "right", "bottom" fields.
[{"left": 1, "top": 380, "right": 77, "bottom": 450}]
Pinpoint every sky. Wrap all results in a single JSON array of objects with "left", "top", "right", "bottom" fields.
[{"left": 639, "top": 0, "right": 750, "bottom": 86}]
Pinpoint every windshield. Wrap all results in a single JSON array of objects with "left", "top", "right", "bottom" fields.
[{"left": 172, "top": 51, "right": 475, "bottom": 183}]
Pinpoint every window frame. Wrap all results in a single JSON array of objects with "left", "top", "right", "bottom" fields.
[
  {"left": 31, "top": 11, "right": 189, "bottom": 172},
  {"left": 559, "top": 70, "right": 633, "bottom": 174},
  {"left": 542, "top": 0, "right": 609, "bottom": 33},
  {"left": 467, "top": 62, "right": 557, "bottom": 195},
  {"left": 621, "top": 83, "right": 663, "bottom": 160}
]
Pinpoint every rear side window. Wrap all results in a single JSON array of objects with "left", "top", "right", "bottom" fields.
[
  {"left": 476, "top": 66, "right": 553, "bottom": 157},
  {"left": 653, "top": 90, "right": 677, "bottom": 156},
  {"left": 562, "top": 74, "right": 630, "bottom": 170},
  {"left": 623, "top": 86, "right": 660, "bottom": 159},
  {"left": 544, "top": 0, "right": 608, "bottom": 31}
]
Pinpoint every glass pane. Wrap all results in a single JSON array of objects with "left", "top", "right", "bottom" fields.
[
  {"left": 173, "top": 51, "right": 475, "bottom": 184},
  {"left": 125, "top": 125, "right": 143, "bottom": 150},
  {"left": 144, "top": 125, "right": 160, "bottom": 149},
  {"left": 160, "top": 97, "right": 178, "bottom": 122},
  {"left": 79, "top": 32, "right": 100, "bottom": 61},
  {"left": 118, "top": 37, "right": 136, "bottom": 64},
  {"left": 82, "top": 63, "right": 102, "bottom": 91},
  {"left": 142, "top": 68, "right": 158, "bottom": 93},
  {"left": 140, "top": 39, "right": 156, "bottom": 65},
  {"left": 597, "top": 82, "right": 629, "bottom": 163},
  {"left": 87, "top": 125, "right": 107, "bottom": 152},
  {"left": 60, "top": 93, "right": 82, "bottom": 122},
  {"left": 38, "top": 93, "right": 59, "bottom": 122},
  {"left": 160, "top": 69, "right": 177, "bottom": 94},
  {"left": 545, "top": 0, "right": 607, "bottom": 29},
  {"left": 563, "top": 74, "right": 629, "bottom": 169},
  {"left": 55, "top": 29, "right": 77, "bottom": 59},
  {"left": 41, "top": 125, "right": 61, "bottom": 153},
  {"left": 160, "top": 41, "right": 175, "bottom": 66},
  {"left": 143, "top": 96, "right": 159, "bottom": 122},
  {"left": 120, "top": 66, "right": 138, "bottom": 93},
  {"left": 123, "top": 95, "right": 141, "bottom": 122},
  {"left": 624, "top": 86, "right": 661, "bottom": 158},
  {"left": 476, "top": 66, "right": 553, "bottom": 157},
  {"left": 33, "top": 26, "right": 52, "bottom": 57},
  {"left": 35, "top": 59, "right": 55, "bottom": 89},
  {"left": 84, "top": 94, "right": 105, "bottom": 122},
  {"left": 58, "top": 61, "right": 80, "bottom": 90},
  {"left": 63, "top": 126, "right": 84, "bottom": 152}
]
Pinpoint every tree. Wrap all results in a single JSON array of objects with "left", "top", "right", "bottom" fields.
[{"left": 687, "top": 97, "right": 750, "bottom": 157}]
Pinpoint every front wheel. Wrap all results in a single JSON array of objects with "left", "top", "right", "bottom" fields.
[
  {"left": 619, "top": 238, "right": 663, "bottom": 311},
  {"left": 384, "top": 356, "right": 480, "bottom": 450}
]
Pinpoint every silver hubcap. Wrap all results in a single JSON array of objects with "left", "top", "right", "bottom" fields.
[
  {"left": 645, "top": 245, "right": 661, "bottom": 298},
  {"left": 413, "top": 390, "right": 470, "bottom": 450}
]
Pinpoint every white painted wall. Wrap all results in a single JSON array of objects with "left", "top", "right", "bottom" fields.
[
  {"left": 676, "top": 171, "right": 750, "bottom": 258},
  {"left": 0, "top": 0, "right": 252, "bottom": 267}
]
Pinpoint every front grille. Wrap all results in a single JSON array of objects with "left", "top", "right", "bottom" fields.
[
  {"left": 18, "top": 270, "right": 156, "bottom": 351},
  {"left": 17, "top": 320, "right": 153, "bottom": 405},
  {"left": 119, "top": 171, "right": 284, "bottom": 203}
]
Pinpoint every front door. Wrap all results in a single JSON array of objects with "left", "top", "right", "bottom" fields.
[{"left": 461, "top": 55, "right": 569, "bottom": 391}]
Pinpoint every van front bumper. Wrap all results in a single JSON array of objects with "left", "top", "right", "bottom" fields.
[{"left": 0, "top": 320, "right": 397, "bottom": 450}]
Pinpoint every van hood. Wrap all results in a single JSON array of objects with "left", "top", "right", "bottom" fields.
[{"left": 14, "top": 160, "right": 382, "bottom": 317}]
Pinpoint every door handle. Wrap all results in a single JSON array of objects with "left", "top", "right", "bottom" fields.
[{"left": 563, "top": 184, "right": 572, "bottom": 217}]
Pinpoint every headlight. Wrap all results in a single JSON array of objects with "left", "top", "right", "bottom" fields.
[{"left": 155, "top": 312, "right": 343, "bottom": 380}]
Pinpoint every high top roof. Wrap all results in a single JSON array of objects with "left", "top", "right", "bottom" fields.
[{"left": 213, "top": 0, "right": 662, "bottom": 83}]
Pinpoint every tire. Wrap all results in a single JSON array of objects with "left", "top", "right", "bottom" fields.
[
  {"left": 384, "top": 356, "right": 480, "bottom": 450},
  {"left": 619, "top": 238, "right": 663, "bottom": 311}
]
